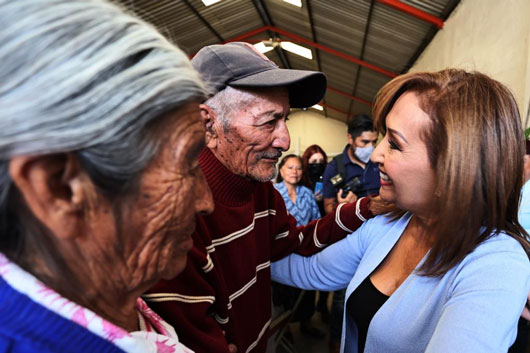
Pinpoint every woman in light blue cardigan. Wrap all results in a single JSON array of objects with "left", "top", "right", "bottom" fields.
[{"left": 272, "top": 69, "right": 530, "bottom": 353}]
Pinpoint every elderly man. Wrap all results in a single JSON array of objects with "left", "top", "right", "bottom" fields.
[{"left": 145, "top": 42, "right": 384, "bottom": 353}]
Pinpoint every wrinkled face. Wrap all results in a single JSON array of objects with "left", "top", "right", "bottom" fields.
[
  {"left": 212, "top": 88, "right": 290, "bottom": 182},
  {"left": 116, "top": 102, "right": 213, "bottom": 286},
  {"left": 348, "top": 130, "right": 378, "bottom": 152},
  {"left": 280, "top": 157, "right": 302, "bottom": 186},
  {"left": 371, "top": 92, "right": 436, "bottom": 215},
  {"left": 308, "top": 152, "right": 325, "bottom": 164}
]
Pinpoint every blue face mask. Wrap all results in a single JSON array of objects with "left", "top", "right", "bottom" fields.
[{"left": 354, "top": 145, "right": 374, "bottom": 163}]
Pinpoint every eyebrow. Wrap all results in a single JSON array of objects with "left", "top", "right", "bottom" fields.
[
  {"left": 388, "top": 128, "right": 408, "bottom": 144},
  {"left": 254, "top": 109, "right": 288, "bottom": 122}
]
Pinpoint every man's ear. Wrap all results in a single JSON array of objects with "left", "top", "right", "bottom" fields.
[
  {"left": 9, "top": 153, "right": 93, "bottom": 240},
  {"left": 200, "top": 103, "right": 219, "bottom": 149},
  {"left": 347, "top": 133, "right": 354, "bottom": 146}
]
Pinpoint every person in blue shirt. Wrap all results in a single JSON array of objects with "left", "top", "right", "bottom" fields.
[
  {"left": 275, "top": 154, "right": 321, "bottom": 226},
  {"left": 272, "top": 69, "right": 530, "bottom": 353},
  {"left": 273, "top": 154, "right": 324, "bottom": 338},
  {"left": 322, "top": 114, "right": 380, "bottom": 215}
]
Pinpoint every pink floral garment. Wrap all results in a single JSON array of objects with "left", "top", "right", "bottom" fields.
[{"left": 0, "top": 253, "right": 193, "bottom": 353}]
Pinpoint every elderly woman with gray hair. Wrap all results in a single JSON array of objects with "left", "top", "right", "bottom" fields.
[{"left": 0, "top": 0, "right": 213, "bottom": 352}]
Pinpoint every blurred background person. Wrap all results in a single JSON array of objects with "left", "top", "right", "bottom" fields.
[
  {"left": 0, "top": 0, "right": 213, "bottom": 352},
  {"left": 273, "top": 155, "right": 324, "bottom": 339},
  {"left": 322, "top": 114, "right": 380, "bottom": 215},
  {"left": 301, "top": 144, "right": 328, "bottom": 215},
  {"left": 301, "top": 145, "right": 331, "bottom": 322},
  {"left": 275, "top": 155, "right": 321, "bottom": 227}
]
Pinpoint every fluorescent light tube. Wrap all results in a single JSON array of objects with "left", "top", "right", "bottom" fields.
[
  {"left": 202, "top": 0, "right": 221, "bottom": 6},
  {"left": 254, "top": 42, "right": 275, "bottom": 54},
  {"left": 312, "top": 104, "right": 323, "bottom": 111},
  {"left": 280, "top": 41, "right": 312, "bottom": 60},
  {"left": 283, "top": 0, "right": 302, "bottom": 7}
]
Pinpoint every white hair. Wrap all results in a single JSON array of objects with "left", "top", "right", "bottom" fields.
[
  {"left": 0, "top": 0, "right": 205, "bottom": 254},
  {"left": 205, "top": 86, "right": 258, "bottom": 130},
  {"left": 0, "top": 0, "right": 204, "bottom": 178}
]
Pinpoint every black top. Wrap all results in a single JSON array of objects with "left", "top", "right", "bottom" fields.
[{"left": 346, "top": 276, "right": 389, "bottom": 352}]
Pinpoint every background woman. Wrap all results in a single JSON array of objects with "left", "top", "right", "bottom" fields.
[
  {"left": 301, "top": 145, "right": 328, "bottom": 213},
  {"left": 275, "top": 154, "right": 321, "bottom": 226},
  {"left": 273, "top": 154, "right": 324, "bottom": 337},
  {"left": 272, "top": 69, "right": 530, "bottom": 352},
  {"left": 0, "top": 0, "right": 213, "bottom": 352}
]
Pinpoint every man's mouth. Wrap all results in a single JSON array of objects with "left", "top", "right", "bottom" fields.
[{"left": 258, "top": 151, "right": 282, "bottom": 162}]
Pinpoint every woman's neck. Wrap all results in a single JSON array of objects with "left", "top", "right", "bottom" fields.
[
  {"left": 407, "top": 214, "right": 435, "bottom": 246},
  {"left": 24, "top": 241, "right": 142, "bottom": 332},
  {"left": 284, "top": 181, "right": 298, "bottom": 203}
]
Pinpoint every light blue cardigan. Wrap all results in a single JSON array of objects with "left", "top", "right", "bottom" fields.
[{"left": 271, "top": 213, "right": 530, "bottom": 353}]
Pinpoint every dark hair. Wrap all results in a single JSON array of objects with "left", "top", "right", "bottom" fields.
[
  {"left": 525, "top": 140, "right": 530, "bottom": 155},
  {"left": 347, "top": 113, "right": 375, "bottom": 138},
  {"left": 301, "top": 145, "right": 327, "bottom": 188},
  {"left": 373, "top": 69, "right": 529, "bottom": 276},
  {"left": 276, "top": 154, "right": 302, "bottom": 183}
]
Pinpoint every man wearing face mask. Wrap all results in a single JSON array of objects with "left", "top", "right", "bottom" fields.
[{"left": 322, "top": 113, "right": 380, "bottom": 215}]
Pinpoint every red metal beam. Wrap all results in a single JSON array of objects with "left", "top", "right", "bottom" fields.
[
  {"left": 376, "top": 0, "right": 444, "bottom": 29},
  {"left": 319, "top": 103, "right": 352, "bottom": 117},
  {"left": 327, "top": 86, "right": 372, "bottom": 106},
  {"left": 223, "top": 26, "right": 397, "bottom": 78}
]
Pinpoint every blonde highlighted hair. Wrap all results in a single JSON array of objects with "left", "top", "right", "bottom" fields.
[{"left": 373, "top": 69, "right": 529, "bottom": 276}]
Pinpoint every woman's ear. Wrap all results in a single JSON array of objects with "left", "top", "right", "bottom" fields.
[
  {"left": 9, "top": 153, "right": 93, "bottom": 240},
  {"left": 200, "top": 103, "right": 219, "bottom": 149}
]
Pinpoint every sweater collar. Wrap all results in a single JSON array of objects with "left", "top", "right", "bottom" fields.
[{"left": 199, "top": 148, "right": 257, "bottom": 206}]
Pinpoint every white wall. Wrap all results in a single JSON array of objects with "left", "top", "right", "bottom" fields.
[
  {"left": 285, "top": 110, "right": 348, "bottom": 159},
  {"left": 410, "top": 0, "right": 530, "bottom": 124}
]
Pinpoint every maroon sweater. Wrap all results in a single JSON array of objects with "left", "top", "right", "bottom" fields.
[{"left": 145, "top": 148, "right": 373, "bottom": 353}]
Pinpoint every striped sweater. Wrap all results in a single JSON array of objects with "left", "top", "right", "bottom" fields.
[{"left": 145, "top": 148, "right": 373, "bottom": 353}]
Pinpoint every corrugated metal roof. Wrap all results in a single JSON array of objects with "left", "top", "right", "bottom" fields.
[{"left": 113, "top": 0, "right": 461, "bottom": 122}]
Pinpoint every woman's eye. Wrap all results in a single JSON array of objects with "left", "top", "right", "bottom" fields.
[{"left": 388, "top": 138, "right": 400, "bottom": 150}]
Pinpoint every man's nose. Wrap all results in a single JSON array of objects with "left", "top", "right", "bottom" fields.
[{"left": 271, "top": 120, "right": 290, "bottom": 151}]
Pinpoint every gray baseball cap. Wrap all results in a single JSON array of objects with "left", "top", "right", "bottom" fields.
[{"left": 191, "top": 42, "right": 327, "bottom": 108}]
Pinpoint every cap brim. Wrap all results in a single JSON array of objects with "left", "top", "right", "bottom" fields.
[{"left": 229, "top": 68, "right": 327, "bottom": 108}]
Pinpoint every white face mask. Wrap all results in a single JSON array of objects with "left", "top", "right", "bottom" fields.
[{"left": 354, "top": 145, "right": 374, "bottom": 163}]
